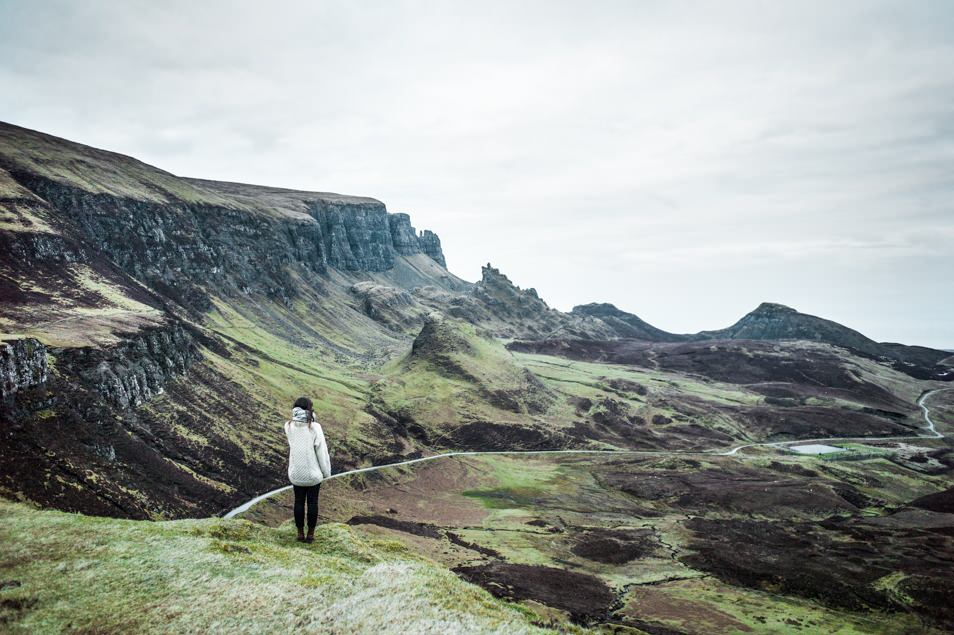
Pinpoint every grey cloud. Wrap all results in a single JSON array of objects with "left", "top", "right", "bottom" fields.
[{"left": 1, "top": 0, "right": 952, "bottom": 346}]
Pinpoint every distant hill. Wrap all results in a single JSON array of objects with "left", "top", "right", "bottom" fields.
[
  {"left": 571, "top": 303, "right": 689, "bottom": 342},
  {"left": 695, "top": 302, "right": 951, "bottom": 374},
  {"left": 571, "top": 301, "right": 952, "bottom": 379},
  {"left": 693, "top": 302, "right": 881, "bottom": 353}
]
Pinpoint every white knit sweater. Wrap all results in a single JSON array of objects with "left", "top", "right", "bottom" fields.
[{"left": 284, "top": 414, "right": 332, "bottom": 487}]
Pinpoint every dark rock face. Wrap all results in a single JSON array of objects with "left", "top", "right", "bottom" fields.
[
  {"left": 312, "top": 198, "right": 393, "bottom": 271},
  {"left": 386, "top": 213, "right": 447, "bottom": 266},
  {"left": 387, "top": 213, "right": 421, "bottom": 256},
  {"left": 350, "top": 282, "right": 423, "bottom": 332},
  {"left": 14, "top": 174, "right": 447, "bottom": 313},
  {"left": 1, "top": 338, "right": 48, "bottom": 398},
  {"left": 20, "top": 175, "right": 316, "bottom": 311},
  {"left": 417, "top": 229, "right": 446, "bottom": 267},
  {"left": 57, "top": 323, "right": 200, "bottom": 409}
]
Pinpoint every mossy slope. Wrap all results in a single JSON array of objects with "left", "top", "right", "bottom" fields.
[
  {"left": 0, "top": 500, "right": 556, "bottom": 634},
  {"left": 371, "top": 315, "right": 559, "bottom": 447}
]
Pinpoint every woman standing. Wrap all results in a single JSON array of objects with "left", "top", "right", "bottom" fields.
[{"left": 284, "top": 396, "right": 332, "bottom": 542}]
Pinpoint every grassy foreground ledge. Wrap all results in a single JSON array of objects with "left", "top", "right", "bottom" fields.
[{"left": 0, "top": 500, "right": 561, "bottom": 634}]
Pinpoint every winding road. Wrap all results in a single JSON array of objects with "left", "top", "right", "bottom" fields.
[{"left": 223, "top": 387, "right": 950, "bottom": 519}]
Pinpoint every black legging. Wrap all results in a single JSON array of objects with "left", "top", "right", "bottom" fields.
[{"left": 293, "top": 483, "right": 320, "bottom": 530}]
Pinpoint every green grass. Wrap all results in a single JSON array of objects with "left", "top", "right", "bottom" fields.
[
  {"left": 0, "top": 123, "right": 236, "bottom": 207},
  {"left": 372, "top": 319, "right": 560, "bottom": 439},
  {"left": 203, "top": 297, "right": 381, "bottom": 432},
  {"left": 0, "top": 500, "right": 557, "bottom": 634}
]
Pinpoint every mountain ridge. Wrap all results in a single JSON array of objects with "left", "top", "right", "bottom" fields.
[{"left": 572, "top": 300, "right": 951, "bottom": 376}]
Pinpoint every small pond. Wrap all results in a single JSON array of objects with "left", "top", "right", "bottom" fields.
[{"left": 789, "top": 444, "right": 844, "bottom": 455}]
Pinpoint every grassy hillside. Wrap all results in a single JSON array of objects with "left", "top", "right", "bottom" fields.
[
  {"left": 0, "top": 121, "right": 377, "bottom": 216},
  {"left": 0, "top": 499, "right": 564, "bottom": 634},
  {"left": 370, "top": 316, "right": 561, "bottom": 447}
]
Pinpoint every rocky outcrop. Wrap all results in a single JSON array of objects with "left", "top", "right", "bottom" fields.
[
  {"left": 466, "top": 264, "right": 616, "bottom": 340},
  {"left": 387, "top": 212, "right": 447, "bottom": 267},
  {"left": 350, "top": 281, "right": 424, "bottom": 332},
  {"left": 388, "top": 213, "right": 421, "bottom": 256},
  {"left": 418, "top": 230, "right": 446, "bottom": 268},
  {"left": 402, "top": 313, "right": 557, "bottom": 415},
  {"left": 311, "top": 198, "right": 393, "bottom": 271},
  {"left": 57, "top": 323, "right": 200, "bottom": 409},
  {"left": 568, "top": 300, "right": 952, "bottom": 379},
  {"left": 1, "top": 338, "right": 48, "bottom": 398},
  {"left": 410, "top": 312, "right": 476, "bottom": 365},
  {"left": 693, "top": 302, "right": 874, "bottom": 349}
]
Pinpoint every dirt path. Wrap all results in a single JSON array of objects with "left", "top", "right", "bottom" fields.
[{"left": 223, "top": 387, "right": 951, "bottom": 519}]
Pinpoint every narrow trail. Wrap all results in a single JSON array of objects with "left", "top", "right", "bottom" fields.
[{"left": 223, "top": 387, "right": 951, "bottom": 519}]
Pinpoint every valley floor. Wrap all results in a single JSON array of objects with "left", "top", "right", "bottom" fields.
[{"left": 236, "top": 389, "right": 954, "bottom": 634}]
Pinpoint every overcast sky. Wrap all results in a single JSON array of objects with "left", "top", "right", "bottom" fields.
[{"left": 2, "top": 1, "right": 952, "bottom": 348}]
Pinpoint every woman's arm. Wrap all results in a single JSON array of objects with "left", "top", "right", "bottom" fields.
[{"left": 313, "top": 424, "right": 332, "bottom": 479}]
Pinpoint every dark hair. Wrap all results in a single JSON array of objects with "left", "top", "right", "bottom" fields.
[{"left": 293, "top": 396, "right": 314, "bottom": 423}]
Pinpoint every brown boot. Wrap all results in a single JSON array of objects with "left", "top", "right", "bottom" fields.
[
  {"left": 296, "top": 528, "right": 306, "bottom": 542},
  {"left": 305, "top": 527, "right": 315, "bottom": 543}
]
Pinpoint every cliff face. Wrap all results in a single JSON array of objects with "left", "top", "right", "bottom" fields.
[
  {"left": 61, "top": 323, "right": 200, "bottom": 409},
  {"left": 387, "top": 213, "right": 448, "bottom": 267},
  {"left": 418, "top": 230, "right": 446, "bottom": 268},
  {"left": 1, "top": 338, "right": 48, "bottom": 399},
  {"left": 14, "top": 173, "right": 447, "bottom": 313}
]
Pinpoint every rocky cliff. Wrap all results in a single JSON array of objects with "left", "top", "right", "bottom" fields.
[
  {"left": 1, "top": 338, "right": 48, "bottom": 399},
  {"left": 388, "top": 213, "right": 447, "bottom": 267},
  {"left": 62, "top": 323, "right": 200, "bottom": 409},
  {"left": 418, "top": 230, "right": 447, "bottom": 268},
  {"left": 11, "top": 172, "right": 448, "bottom": 314}
]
